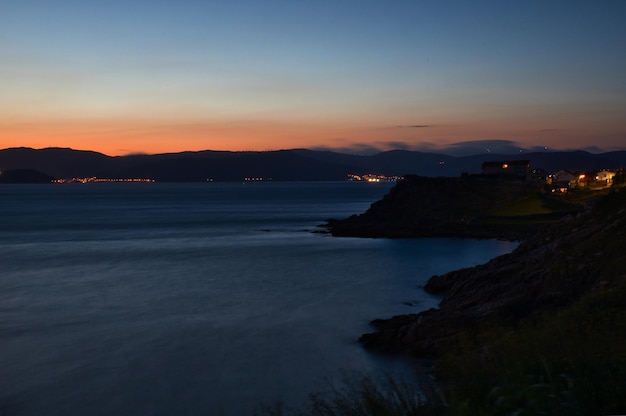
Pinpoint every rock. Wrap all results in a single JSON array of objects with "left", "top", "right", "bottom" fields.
[
  {"left": 357, "top": 186, "right": 626, "bottom": 358},
  {"left": 326, "top": 175, "right": 578, "bottom": 240}
]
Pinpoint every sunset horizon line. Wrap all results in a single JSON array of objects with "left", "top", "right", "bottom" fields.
[{"left": 3, "top": 141, "right": 626, "bottom": 158}]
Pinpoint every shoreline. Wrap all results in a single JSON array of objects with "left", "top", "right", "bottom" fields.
[
  {"left": 325, "top": 175, "right": 624, "bottom": 359},
  {"left": 324, "top": 175, "right": 577, "bottom": 242}
]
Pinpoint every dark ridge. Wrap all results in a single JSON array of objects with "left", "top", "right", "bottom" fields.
[
  {"left": 0, "top": 169, "right": 56, "bottom": 183},
  {"left": 2, "top": 147, "right": 626, "bottom": 181},
  {"left": 326, "top": 175, "right": 581, "bottom": 240},
  {"left": 357, "top": 184, "right": 626, "bottom": 357}
]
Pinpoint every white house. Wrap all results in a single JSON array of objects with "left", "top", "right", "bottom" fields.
[{"left": 595, "top": 170, "right": 616, "bottom": 185}]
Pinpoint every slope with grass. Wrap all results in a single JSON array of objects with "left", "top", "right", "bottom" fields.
[
  {"left": 283, "top": 179, "right": 626, "bottom": 416},
  {"left": 261, "top": 177, "right": 626, "bottom": 415},
  {"left": 327, "top": 175, "right": 581, "bottom": 240},
  {"left": 359, "top": 184, "right": 626, "bottom": 355}
]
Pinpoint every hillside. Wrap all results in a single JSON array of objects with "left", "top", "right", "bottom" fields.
[
  {"left": 0, "top": 169, "right": 56, "bottom": 183},
  {"left": 327, "top": 175, "right": 582, "bottom": 240},
  {"left": 262, "top": 175, "right": 626, "bottom": 415},
  {"left": 356, "top": 181, "right": 626, "bottom": 358},
  {"left": 336, "top": 182, "right": 626, "bottom": 414},
  {"left": 1, "top": 147, "right": 626, "bottom": 182}
]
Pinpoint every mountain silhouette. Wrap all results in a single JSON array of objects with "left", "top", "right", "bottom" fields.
[{"left": 1, "top": 147, "right": 625, "bottom": 182}]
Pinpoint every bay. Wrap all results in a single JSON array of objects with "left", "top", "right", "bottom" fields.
[{"left": 0, "top": 182, "right": 517, "bottom": 415}]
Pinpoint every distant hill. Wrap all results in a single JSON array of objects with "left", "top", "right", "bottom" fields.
[
  {"left": 0, "top": 168, "right": 56, "bottom": 183},
  {"left": 1, "top": 147, "right": 625, "bottom": 182}
]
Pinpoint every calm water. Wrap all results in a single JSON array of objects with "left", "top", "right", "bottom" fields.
[{"left": 0, "top": 182, "right": 516, "bottom": 415}]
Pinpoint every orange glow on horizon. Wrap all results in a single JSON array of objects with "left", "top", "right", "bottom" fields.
[
  {"left": 0, "top": 117, "right": 353, "bottom": 155},
  {"left": 1, "top": 115, "right": 624, "bottom": 156}
]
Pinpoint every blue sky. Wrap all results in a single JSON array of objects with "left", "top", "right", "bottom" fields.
[{"left": 1, "top": 0, "right": 624, "bottom": 155}]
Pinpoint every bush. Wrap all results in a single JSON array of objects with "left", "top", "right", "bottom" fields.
[
  {"left": 254, "top": 371, "right": 444, "bottom": 416},
  {"left": 255, "top": 280, "right": 626, "bottom": 415},
  {"left": 435, "top": 280, "right": 626, "bottom": 415}
]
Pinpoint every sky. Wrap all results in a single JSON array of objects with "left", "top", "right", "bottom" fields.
[{"left": 1, "top": 0, "right": 625, "bottom": 156}]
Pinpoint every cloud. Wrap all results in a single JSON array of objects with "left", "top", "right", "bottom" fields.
[
  {"left": 311, "top": 142, "right": 384, "bottom": 155},
  {"left": 313, "top": 137, "right": 626, "bottom": 157},
  {"left": 381, "top": 141, "right": 412, "bottom": 150},
  {"left": 120, "top": 150, "right": 149, "bottom": 156},
  {"left": 396, "top": 124, "right": 433, "bottom": 128},
  {"left": 314, "top": 140, "right": 450, "bottom": 155}
]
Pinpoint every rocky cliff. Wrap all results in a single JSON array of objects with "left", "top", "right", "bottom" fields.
[
  {"left": 328, "top": 175, "right": 579, "bottom": 240},
  {"left": 333, "top": 176, "right": 626, "bottom": 357}
]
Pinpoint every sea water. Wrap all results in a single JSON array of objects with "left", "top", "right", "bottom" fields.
[{"left": 0, "top": 182, "right": 517, "bottom": 415}]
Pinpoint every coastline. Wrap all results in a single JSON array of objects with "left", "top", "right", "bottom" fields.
[
  {"left": 327, "top": 175, "right": 625, "bottom": 359},
  {"left": 325, "top": 175, "right": 576, "bottom": 242}
]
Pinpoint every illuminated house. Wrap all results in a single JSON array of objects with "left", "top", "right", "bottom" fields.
[
  {"left": 481, "top": 160, "right": 530, "bottom": 179},
  {"left": 572, "top": 173, "right": 590, "bottom": 188},
  {"left": 595, "top": 170, "right": 616, "bottom": 185}
]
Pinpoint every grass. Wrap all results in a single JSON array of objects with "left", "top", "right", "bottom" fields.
[
  {"left": 254, "top": 371, "right": 443, "bottom": 416},
  {"left": 436, "top": 279, "right": 626, "bottom": 415},
  {"left": 255, "top": 181, "right": 626, "bottom": 415},
  {"left": 489, "top": 195, "right": 555, "bottom": 217},
  {"left": 256, "top": 281, "right": 626, "bottom": 416},
  {"left": 480, "top": 213, "right": 567, "bottom": 226},
  {"left": 480, "top": 186, "right": 614, "bottom": 228}
]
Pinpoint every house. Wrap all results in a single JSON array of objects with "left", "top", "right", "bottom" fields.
[
  {"left": 571, "top": 173, "right": 590, "bottom": 188},
  {"left": 595, "top": 170, "right": 616, "bottom": 186},
  {"left": 549, "top": 169, "right": 576, "bottom": 186},
  {"left": 481, "top": 160, "right": 530, "bottom": 179}
]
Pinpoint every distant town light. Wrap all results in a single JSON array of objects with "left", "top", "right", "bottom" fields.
[
  {"left": 53, "top": 177, "right": 154, "bottom": 183},
  {"left": 347, "top": 173, "right": 402, "bottom": 182}
]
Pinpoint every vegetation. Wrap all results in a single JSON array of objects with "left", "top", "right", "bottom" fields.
[
  {"left": 257, "top": 282, "right": 626, "bottom": 415},
  {"left": 614, "top": 169, "right": 626, "bottom": 186},
  {"left": 488, "top": 194, "right": 555, "bottom": 216},
  {"left": 329, "top": 175, "right": 585, "bottom": 239},
  {"left": 434, "top": 279, "right": 626, "bottom": 415},
  {"left": 261, "top": 182, "right": 626, "bottom": 415},
  {"left": 255, "top": 372, "right": 439, "bottom": 416}
]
